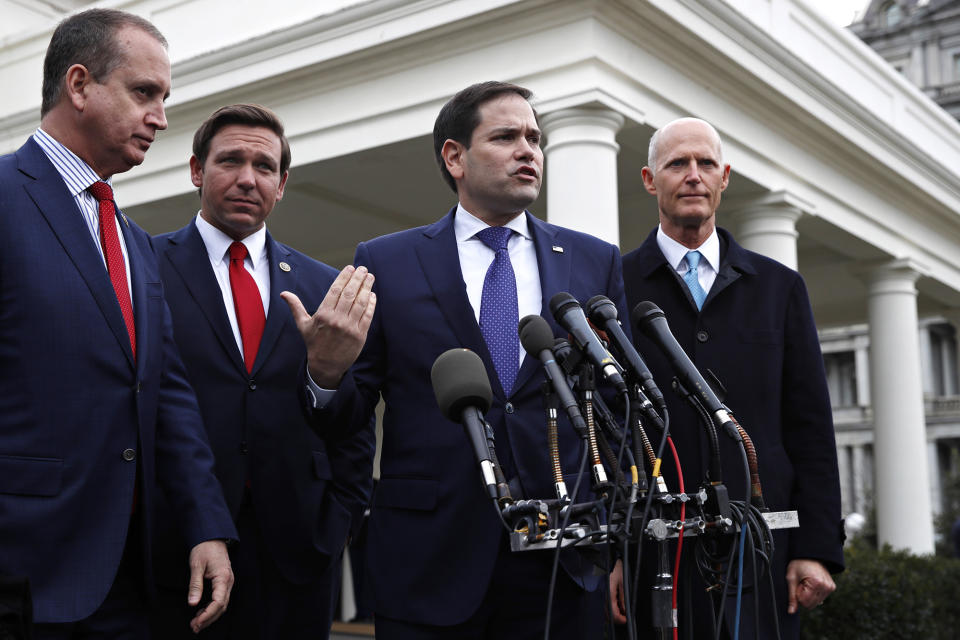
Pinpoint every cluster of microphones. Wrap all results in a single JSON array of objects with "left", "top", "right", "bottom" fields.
[{"left": 431, "top": 293, "right": 794, "bottom": 638}]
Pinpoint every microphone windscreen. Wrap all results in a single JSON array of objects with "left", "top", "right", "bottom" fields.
[
  {"left": 431, "top": 348, "right": 493, "bottom": 421},
  {"left": 518, "top": 315, "right": 555, "bottom": 356},
  {"left": 631, "top": 301, "right": 664, "bottom": 335},
  {"left": 548, "top": 291, "right": 578, "bottom": 319},
  {"left": 585, "top": 295, "right": 617, "bottom": 323}
]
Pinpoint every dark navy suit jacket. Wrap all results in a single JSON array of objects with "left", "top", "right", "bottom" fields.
[
  {"left": 151, "top": 222, "right": 375, "bottom": 593},
  {"left": 622, "top": 227, "right": 844, "bottom": 638},
  {"left": 352, "top": 209, "right": 628, "bottom": 626},
  {"left": 0, "top": 138, "right": 236, "bottom": 623}
]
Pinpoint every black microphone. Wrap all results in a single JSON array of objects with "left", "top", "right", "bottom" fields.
[
  {"left": 586, "top": 294, "right": 666, "bottom": 412},
  {"left": 518, "top": 315, "right": 588, "bottom": 439},
  {"left": 549, "top": 292, "right": 627, "bottom": 393},
  {"left": 631, "top": 302, "right": 735, "bottom": 437},
  {"left": 431, "top": 348, "right": 498, "bottom": 500}
]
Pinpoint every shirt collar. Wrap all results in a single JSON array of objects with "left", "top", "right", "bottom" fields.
[
  {"left": 656, "top": 225, "right": 720, "bottom": 273},
  {"left": 454, "top": 203, "right": 531, "bottom": 243},
  {"left": 195, "top": 213, "right": 268, "bottom": 268},
  {"left": 33, "top": 128, "right": 111, "bottom": 197}
]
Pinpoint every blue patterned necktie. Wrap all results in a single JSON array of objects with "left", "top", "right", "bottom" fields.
[
  {"left": 476, "top": 226, "right": 519, "bottom": 395},
  {"left": 684, "top": 250, "right": 707, "bottom": 311}
]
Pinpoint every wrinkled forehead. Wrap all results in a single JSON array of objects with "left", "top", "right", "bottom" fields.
[{"left": 656, "top": 120, "right": 722, "bottom": 160}]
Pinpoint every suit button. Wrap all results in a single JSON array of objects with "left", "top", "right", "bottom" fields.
[
  {"left": 122, "top": 448, "right": 136, "bottom": 462},
  {"left": 697, "top": 330, "right": 709, "bottom": 343},
  {"left": 134, "top": 381, "right": 141, "bottom": 393},
  {"left": 248, "top": 380, "right": 256, "bottom": 391},
  {"left": 504, "top": 402, "right": 515, "bottom": 414},
  {"left": 239, "top": 441, "right": 248, "bottom": 455}
]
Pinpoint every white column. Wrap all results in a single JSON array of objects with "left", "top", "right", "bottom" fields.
[
  {"left": 854, "top": 344, "right": 871, "bottom": 408},
  {"left": 851, "top": 444, "right": 868, "bottom": 515},
  {"left": 540, "top": 107, "right": 624, "bottom": 245},
  {"left": 728, "top": 191, "right": 808, "bottom": 270},
  {"left": 928, "top": 440, "right": 942, "bottom": 517},
  {"left": 861, "top": 259, "right": 934, "bottom": 553},
  {"left": 837, "top": 445, "right": 851, "bottom": 515}
]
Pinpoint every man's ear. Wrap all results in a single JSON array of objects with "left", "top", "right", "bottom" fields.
[
  {"left": 275, "top": 170, "right": 289, "bottom": 201},
  {"left": 189, "top": 155, "right": 204, "bottom": 188},
  {"left": 641, "top": 167, "right": 657, "bottom": 196},
  {"left": 442, "top": 139, "right": 466, "bottom": 182},
  {"left": 63, "top": 64, "right": 94, "bottom": 112}
]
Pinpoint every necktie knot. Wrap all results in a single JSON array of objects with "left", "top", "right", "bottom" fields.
[
  {"left": 229, "top": 241, "right": 249, "bottom": 262},
  {"left": 87, "top": 181, "right": 113, "bottom": 203},
  {"left": 685, "top": 250, "right": 701, "bottom": 271},
  {"left": 476, "top": 226, "right": 513, "bottom": 252}
]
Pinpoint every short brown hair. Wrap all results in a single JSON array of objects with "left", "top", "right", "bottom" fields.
[
  {"left": 193, "top": 104, "right": 291, "bottom": 175},
  {"left": 42, "top": 8, "right": 166, "bottom": 117}
]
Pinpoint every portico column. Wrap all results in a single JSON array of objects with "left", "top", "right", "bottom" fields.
[
  {"left": 540, "top": 107, "right": 624, "bottom": 245},
  {"left": 861, "top": 259, "right": 934, "bottom": 553},
  {"left": 728, "top": 191, "right": 808, "bottom": 270}
]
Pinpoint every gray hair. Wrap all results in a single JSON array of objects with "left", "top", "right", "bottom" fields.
[{"left": 42, "top": 8, "right": 167, "bottom": 117}]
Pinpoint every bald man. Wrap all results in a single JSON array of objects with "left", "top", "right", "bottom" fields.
[{"left": 616, "top": 118, "right": 844, "bottom": 639}]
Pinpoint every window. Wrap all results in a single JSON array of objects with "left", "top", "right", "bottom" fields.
[
  {"left": 883, "top": 1, "right": 902, "bottom": 28},
  {"left": 824, "top": 351, "right": 858, "bottom": 408},
  {"left": 928, "top": 323, "right": 958, "bottom": 396}
]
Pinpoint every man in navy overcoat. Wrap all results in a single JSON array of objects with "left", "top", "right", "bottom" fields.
[{"left": 616, "top": 117, "right": 844, "bottom": 639}]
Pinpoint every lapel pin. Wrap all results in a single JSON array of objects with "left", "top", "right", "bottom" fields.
[
  {"left": 279, "top": 261, "right": 291, "bottom": 272},
  {"left": 552, "top": 245, "right": 564, "bottom": 253},
  {"left": 120, "top": 212, "right": 129, "bottom": 227}
]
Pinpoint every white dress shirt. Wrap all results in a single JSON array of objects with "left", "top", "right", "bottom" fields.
[
  {"left": 656, "top": 225, "right": 720, "bottom": 295},
  {"left": 455, "top": 204, "right": 542, "bottom": 368}
]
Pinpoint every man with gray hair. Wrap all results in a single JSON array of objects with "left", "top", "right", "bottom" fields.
[
  {"left": 616, "top": 117, "right": 844, "bottom": 638},
  {"left": 0, "top": 8, "right": 237, "bottom": 637}
]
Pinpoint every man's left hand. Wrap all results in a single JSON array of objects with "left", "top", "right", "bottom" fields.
[
  {"left": 281, "top": 265, "right": 376, "bottom": 389},
  {"left": 786, "top": 558, "right": 835, "bottom": 613},
  {"left": 187, "top": 539, "right": 234, "bottom": 633}
]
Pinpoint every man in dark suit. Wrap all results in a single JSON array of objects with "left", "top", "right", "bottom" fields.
[
  {"left": 149, "top": 104, "right": 377, "bottom": 639},
  {"left": 0, "top": 9, "right": 237, "bottom": 638},
  {"left": 351, "top": 81, "right": 629, "bottom": 639},
  {"left": 615, "top": 117, "right": 844, "bottom": 638}
]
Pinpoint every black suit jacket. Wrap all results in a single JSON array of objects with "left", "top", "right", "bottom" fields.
[
  {"left": 151, "top": 222, "right": 375, "bottom": 588},
  {"left": 622, "top": 226, "right": 844, "bottom": 638}
]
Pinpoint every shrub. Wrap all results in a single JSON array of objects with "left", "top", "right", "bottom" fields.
[{"left": 801, "top": 539, "right": 960, "bottom": 639}]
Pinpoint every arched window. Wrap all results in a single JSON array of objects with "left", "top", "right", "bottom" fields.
[{"left": 882, "top": 1, "right": 903, "bottom": 27}]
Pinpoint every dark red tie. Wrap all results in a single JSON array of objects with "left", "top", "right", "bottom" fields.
[
  {"left": 88, "top": 181, "right": 136, "bottom": 359},
  {"left": 228, "top": 241, "right": 265, "bottom": 373}
]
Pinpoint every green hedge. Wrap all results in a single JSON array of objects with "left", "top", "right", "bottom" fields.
[{"left": 801, "top": 540, "right": 960, "bottom": 639}]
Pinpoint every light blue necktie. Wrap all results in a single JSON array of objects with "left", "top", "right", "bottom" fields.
[
  {"left": 476, "top": 226, "right": 519, "bottom": 395},
  {"left": 684, "top": 250, "right": 707, "bottom": 311}
]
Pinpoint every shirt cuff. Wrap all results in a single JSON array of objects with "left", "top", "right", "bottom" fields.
[{"left": 305, "top": 370, "right": 337, "bottom": 409}]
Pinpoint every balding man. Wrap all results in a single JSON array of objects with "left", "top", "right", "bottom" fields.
[{"left": 616, "top": 117, "right": 844, "bottom": 639}]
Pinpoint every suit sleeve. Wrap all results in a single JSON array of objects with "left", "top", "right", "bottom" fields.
[
  {"left": 154, "top": 296, "right": 238, "bottom": 548},
  {"left": 781, "top": 275, "right": 845, "bottom": 573}
]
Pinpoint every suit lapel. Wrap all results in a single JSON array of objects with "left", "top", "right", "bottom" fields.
[
  {"left": 253, "top": 234, "right": 296, "bottom": 375},
  {"left": 19, "top": 141, "right": 135, "bottom": 368},
  {"left": 116, "top": 209, "right": 147, "bottom": 374},
  {"left": 513, "top": 213, "right": 570, "bottom": 394},
  {"left": 414, "top": 209, "right": 495, "bottom": 386},
  {"left": 163, "top": 223, "right": 246, "bottom": 372}
]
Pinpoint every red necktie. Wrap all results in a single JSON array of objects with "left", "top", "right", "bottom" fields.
[
  {"left": 228, "top": 241, "right": 265, "bottom": 373},
  {"left": 88, "top": 181, "right": 136, "bottom": 359}
]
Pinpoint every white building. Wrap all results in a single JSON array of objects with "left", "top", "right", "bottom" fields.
[{"left": 4, "top": 0, "right": 960, "bottom": 561}]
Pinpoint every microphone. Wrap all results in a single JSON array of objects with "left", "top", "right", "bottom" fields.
[
  {"left": 586, "top": 295, "right": 666, "bottom": 412},
  {"left": 631, "top": 302, "right": 735, "bottom": 437},
  {"left": 431, "top": 348, "right": 498, "bottom": 500},
  {"left": 549, "top": 292, "right": 627, "bottom": 394},
  {"left": 518, "top": 315, "right": 588, "bottom": 439}
]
